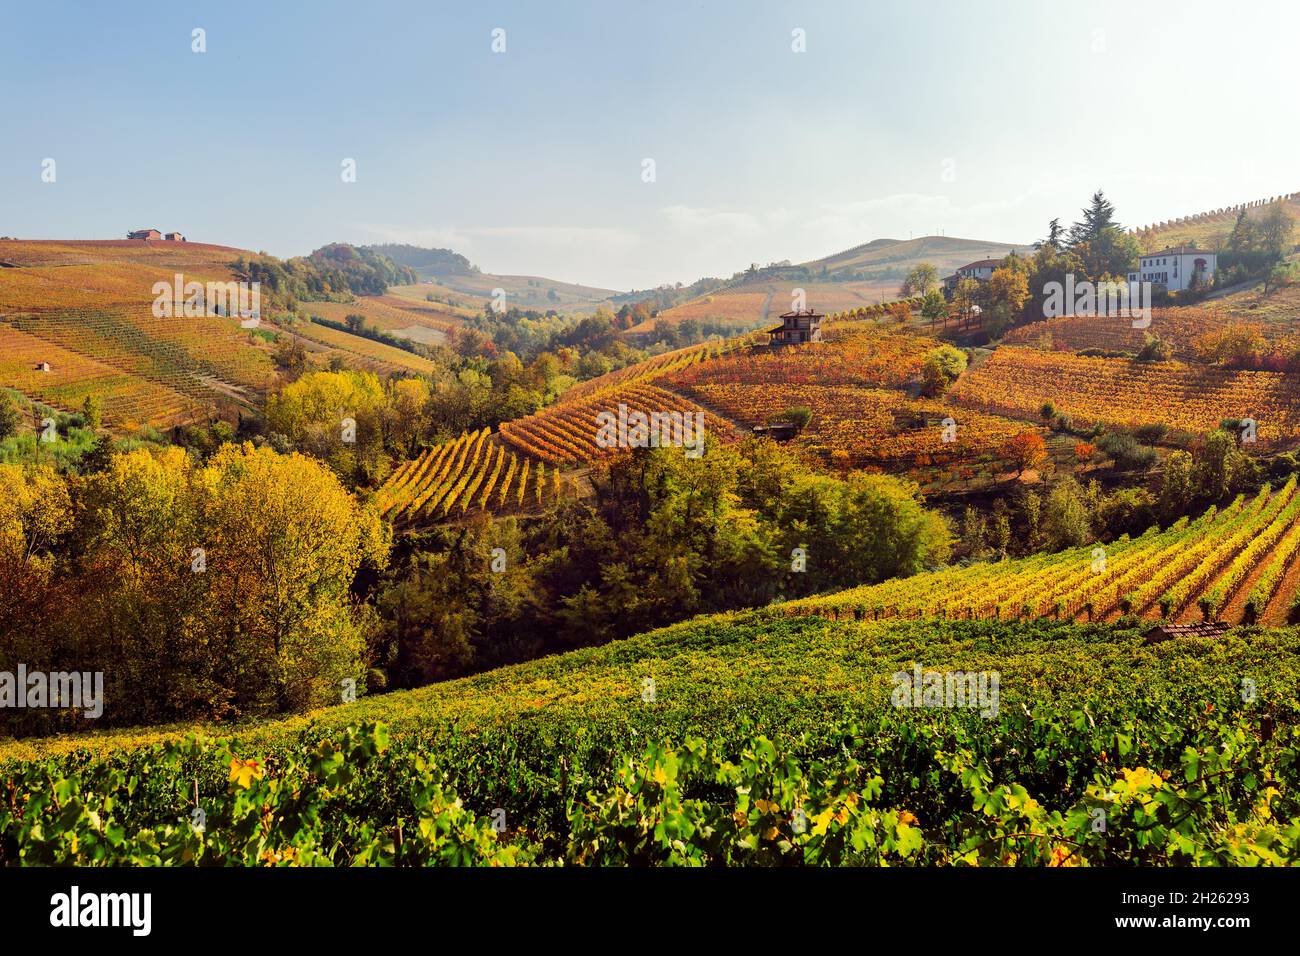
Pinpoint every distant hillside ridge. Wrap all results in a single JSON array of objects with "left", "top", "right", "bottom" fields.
[
  {"left": 797, "top": 234, "right": 1035, "bottom": 282},
  {"left": 362, "top": 243, "right": 477, "bottom": 277},
  {"left": 1131, "top": 191, "right": 1300, "bottom": 252}
]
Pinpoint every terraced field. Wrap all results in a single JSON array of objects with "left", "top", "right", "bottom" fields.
[
  {"left": 1001, "top": 307, "right": 1296, "bottom": 358},
  {"left": 372, "top": 428, "right": 568, "bottom": 522},
  {"left": 295, "top": 319, "right": 441, "bottom": 374},
  {"left": 499, "top": 383, "right": 733, "bottom": 465},
  {"left": 633, "top": 280, "right": 896, "bottom": 334},
  {"left": 4, "top": 308, "right": 270, "bottom": 418},
  {"left": 949, "top": 347, "right": 1300, "bottom": 447},
  {"left": 0, "top": 239, "right": 279, "bottom": 425},
  {"left": 0, "top": 324, "right": 197, "bottom": 427},
  {"left": 559, "top": 338, "right": 743, "bottom": 404},
  {"left": 665, "top": 328, "right": 937, "bottom": 391},
  {"left": 681, "top": 382, "right": 1033, "bottom": 469},
  {"left": 783, "top": 477, "right": 1300, "bottom": 627}
]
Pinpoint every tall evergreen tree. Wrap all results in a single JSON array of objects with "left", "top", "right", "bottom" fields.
[
  {"left": 1037, "top": 218, "right": 1064, "bottom": 249},
  {"left": 1068, "top": 191, "right": 1118, "bottom": 247}
]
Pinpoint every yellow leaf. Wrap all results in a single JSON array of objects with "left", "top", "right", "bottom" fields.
[{"left": 229, "top": 757, "right": 265, "bottom": 789}]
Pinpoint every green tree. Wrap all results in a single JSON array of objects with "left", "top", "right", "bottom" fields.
[
  {"left": 0, "top": 394, "right": 19, "bottom": 441},
  {"left": 81, "top": 394, "right": 103, "bottom": 429},
  {"left": 920, "top": 289, "right": 948, "bottom": 329},
  {"left": 902, "top": 263, "right": 939, "bottom": 296},
  {"left": 921, "top": 345, "right": 968, "bottom": 397},
  {"left": 1067, "top": 190, "right": 1118, "bottom": 247},
  {"left": 1041, "top": 477, "right": 1092, "bottom": 551},
  {"left": 1158, "top": 450, "right": 1194, "bottom": 522}
]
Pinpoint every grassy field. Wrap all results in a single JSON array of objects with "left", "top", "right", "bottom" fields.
[
  {"left": 428, "top": 270, "right": 621, "bottom": 315},
  {"left": 799, "top": 234, "right": 1034, "bottom": 280}
]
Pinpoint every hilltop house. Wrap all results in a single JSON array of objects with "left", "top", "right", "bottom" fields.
[
  {"left": 766, "top": 309, "right": 824, "bottom": 346},
  {"left": 943, "top": 258, "right": 1002, "bottom": 292},
  {"left": 127, "top": 228, "right": 185, "bottom": 242},
  {"left": 1127, "top": 246, "right": 1216, "bottom": 292}
]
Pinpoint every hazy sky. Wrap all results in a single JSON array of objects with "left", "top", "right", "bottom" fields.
[{"left": 3, "top": 0, "right": 1296, "bottom": 290}]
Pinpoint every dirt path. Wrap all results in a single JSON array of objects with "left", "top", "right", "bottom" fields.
[
  {"left": 1260, "top": 548, "right": 1300, "bottom": 626},
  {"left": 1218, "top": 551, "right": 1279, "bottom": 624}
]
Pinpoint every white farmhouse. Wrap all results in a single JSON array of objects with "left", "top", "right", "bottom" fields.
[
  {"left": 1126, "top": 246, "right": 1216, "bottom": 292},
  {"left": 943, "top": 258, "right": 1002, "bottom": 292}
]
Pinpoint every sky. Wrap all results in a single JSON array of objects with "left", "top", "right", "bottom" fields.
[{"left": 2, "top": 0, "right": 1297, "bottom": 291}]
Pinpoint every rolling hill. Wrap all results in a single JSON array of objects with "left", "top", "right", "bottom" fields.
[
  {"left": 1131, "top": 191, "right": 1300, "bottom": 253},
  {"left": 363, "top": 243, "right": 623, "bottom": 315},
  {"left": 635, "top": 235, "right": 1033, "bottom": 333},
  {"left": 0, "top": 239, "right": 459, "bottom": 428}
]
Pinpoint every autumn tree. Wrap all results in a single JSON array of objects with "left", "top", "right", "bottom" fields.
[
  {"left": 1001, "top": 432, "right": 1048, "bottom": 479},
  {"left": 1192, "top": 322, "right": 1267, "bottom": 368},
  {"left": 199, "top": 443, "right": 389, "bottom": 713},
  {"left": 0, "top": 463, "right": 73, "bottom": 644},
  {"left": 953, "top": 277, "right": 980, "bottom": 328},
  {"left": 887, "top": 300, "right": 913, "bottom": 324}
]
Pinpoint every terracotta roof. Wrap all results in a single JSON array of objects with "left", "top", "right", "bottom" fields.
[
  {"left": 778, "top": 309, "right": 824, "bottom": 318},
  {"left": 958, "top": 259, "right": 1001, "bottom": 270},
  {"left": 1140, "top": 246, "right": 1214, "bottom": 259},
  {"left": 1142, "top": 621, "right": 1229, "bottom": 645}
]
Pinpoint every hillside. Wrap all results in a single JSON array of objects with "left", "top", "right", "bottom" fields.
[
  {"left": 0, "top": 239, "right": 278, "bottom": 427},
  {"left": 4, "top": 604, "right": 1296, "bottom": 766},
  {"left": 1132, "top": 191, "right": 1300, "bottom": 253},
  {"left": 359, "top": 243, "right": 623, "bottom": 316},
  {"left": 0, "top": 239, "right": 456, "bottom": 428},
  {"left": 799, "top": 234, "right": 1034, "bottom": 280},
  {"left": 432, "top": 269, "right": 622, "bottom": 315},
  {"left": 637, "top": 235, "right": 1032, "bottom": 333}
]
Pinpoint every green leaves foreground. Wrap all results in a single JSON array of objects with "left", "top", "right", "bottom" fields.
[{"left": 4, "top": 704, "right": 1298, "bottom": 866}]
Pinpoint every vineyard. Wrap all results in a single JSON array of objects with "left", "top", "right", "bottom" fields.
[
  {"left": 949, "top": 347, "right": 1300, "bottom": 446},
  {"left": 5, "top": 613, "right": 1299, "bottom": 865},
  {"left": 498, "top": 383, "right": 733, "bottom": 465},
  {"left": 372, "top": 428, "right": 568, "bottom": 522},
  {"left": 0, "top": 239, "right": 282, "bottom": 426},
  {"left": 1000, "top": 307, "right": 1292, "bottom": 358},
  {"left": 679, "top": 382, "right": 1033, "bottom": 468},
  {"left": 0, "top": 324, "right": 198, "bottom": 427},
  {"left": 632, "top": 281, "right": 901, "bottom": 334},
  {"left": 558, "top": 338, "right": 743, "bottom": 404},
  {"left": 4, "top": 308, "right": 271, "bottom": 414},
  {"left": 304, "top": 296, "right": 458, "bottom": 337},
  {"left": 666, "top": 329, "right": 937, "bottom": 391},
  {"left": 782, "top": 477, "right": 1300, "bottom": 626},
  {"left": 295, "top": 319, "right": 441, "bottom": 375}
]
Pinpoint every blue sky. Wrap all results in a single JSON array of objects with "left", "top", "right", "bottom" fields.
[{"left": 2, "top": 0, "right": 1297, "bottom": 289}]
